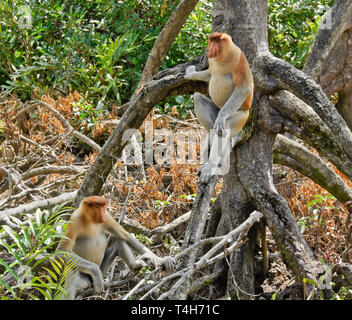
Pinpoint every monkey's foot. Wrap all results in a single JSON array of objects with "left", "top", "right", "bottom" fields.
[
  {"left": 197, "top": 163, "right": 208, "bottom": 177},
  {"left": 199, "top": 164, "right": 219, "bottom": 184}
]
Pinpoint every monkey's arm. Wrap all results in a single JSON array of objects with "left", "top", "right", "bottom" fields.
[
  {"left": 104, "top": 216, "right": 175, "bottom": 270},
  {"left": 213, "top": 83, "right": 252, "bottom": 137},
  {"left": 56, "top": 225, "right": 104, "bottom": 295},
  {"left": 185, "top": 66, "right": 211, "bottom": 83}
]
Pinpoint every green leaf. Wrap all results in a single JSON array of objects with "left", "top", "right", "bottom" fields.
[{"left": 0, "top": 258, "right": 19, "bottom": 281}]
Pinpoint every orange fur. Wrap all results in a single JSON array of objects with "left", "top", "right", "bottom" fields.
[{"left": 207, "top": 32, "right": 253, "bottom": 111}]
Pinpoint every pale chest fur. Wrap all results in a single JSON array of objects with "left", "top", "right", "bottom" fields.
[
  {"left": 73, "top": 224, "right": 107, "bottom": 266},
  {"left": 209, "top": 73, "right": 234, "bottom": 109}
]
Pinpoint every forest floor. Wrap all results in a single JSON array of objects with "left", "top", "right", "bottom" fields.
[{"left": 1, "top": 92, "right": 352, "bottom": 299}]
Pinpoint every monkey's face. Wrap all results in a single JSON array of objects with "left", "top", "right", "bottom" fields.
[
  {"left": 82, "top": 196, "right": 107, "bottom": 224},
  {"left": 208, "top": 33, "right": 231, "bottom": 59},
  {"left": 91, "top": 203, "right": 106, "bottom": 223}
]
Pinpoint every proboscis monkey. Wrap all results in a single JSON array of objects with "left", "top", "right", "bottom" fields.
[
  {"left": 185, "top": 32, "right": 253, "bottom": 182},
  {"left": 56, "top": 196, "right": 175, "bottom": 299}
]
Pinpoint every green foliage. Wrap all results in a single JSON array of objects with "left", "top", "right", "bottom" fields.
[
  {"left": 0, "top": 0, "right": 210, "bottom": 113},
  {"left": 332, "top": 286, "right": 352, "bottom": 300},
  {"left": 297, "top": 193, "right": 336, "bottom": 233},
  {"left": 179, "top": 194, "right": 196, "bottom": 202},
  {"left": 154, "top": 199, "right": 171, "bottom": 212},
  {"left": 0, "top": 203, "right": 74, "bottom": 299},
  {"left": 32, "top": 255, "right": 78, "bottom": 300},
  {"left": 0, "top": 0, "right": 335, "bottom": 121},
  {"left": 268, "top": 0, "right": 335, "bottom": 69}
]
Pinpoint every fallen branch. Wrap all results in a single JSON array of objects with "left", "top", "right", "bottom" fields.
[
  {"left": 150, "top": 210, "right": 191, "bottom": 243},
  {"left": 22, "top": 165, "right": 87, "bottom": 181},
  {"left": 0, "top": 191, "right": 77, "bottom": 227}
]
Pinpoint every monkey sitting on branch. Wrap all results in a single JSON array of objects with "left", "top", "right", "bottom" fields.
[
  {"left": 185, "top": 32, "right": 254, "bottom": 183},
  {"left": 55, "top": 196, "right": 175, "bottom": 299}
]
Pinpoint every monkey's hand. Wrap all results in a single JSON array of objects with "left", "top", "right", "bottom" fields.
[
  {"left": 213, "top": 115, "right": 230, "bottom": 138},
  {"left": 131, "top": 258, "right": 148, "bottom": 270},
  {"left": 139, "top": 252, "right": 175, "bottom": 270},
  {"left": 158, "top": 256, "right": 176, "bottom": 270},
  {"left": 185, "top": 66, "right": 210, "bottom": 82},
  {"left": 184, "top": 65, "right": 197, "bottom": 80}
]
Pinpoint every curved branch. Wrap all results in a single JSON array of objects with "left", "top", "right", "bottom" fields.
[
  {"left": 274, "top": 134, "right": 352, "bottom": 203},
  {"left": 74, "top": 60, "right": 207, "bottom": 206},
  {"left": 261, "top": 53, "right": 352, "bottom": 161},
  {"left": 269, "top": 90, "right": 352, "bottom": 181}
]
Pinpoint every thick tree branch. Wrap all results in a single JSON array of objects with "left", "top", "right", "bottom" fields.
[
  {"left": 261, "top": 54, "right": 352, "bottom": 162},
  {"left": 269, "top": 90, "right": 352, "bottom": 181},
  {"left": 274, "top": 134, "right": 352, "bottom": 203},
  {"left": 235, "top": 129, "right": 324, "bottom": 298},
  {"left": 177, "top": 176, "right": 219, "bottom": 267},
  {"left": 0, "top": 191, "right": 76, "bottom": 227}
]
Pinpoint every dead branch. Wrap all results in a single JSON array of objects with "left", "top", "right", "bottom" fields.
[
  {"left": 150, "top": 210, "right": 191, "bottom": 243},
  {"left": 177, "top": 176, "right": 219, "bottom": 269},
  {"left": 19, "top": 135, "right": 57, "bottom": 160},
  {"left": 0, "top": 191, "right": 77, "bottom": 227},
  {"left": 158, "top": 211, "right": 263, "bottom": 300},
  {"left": 21, "top": 165, "right": 87, "bottom": 181},
  {"left": 13, "top": 100, "right": 101, "bottom": 151}
]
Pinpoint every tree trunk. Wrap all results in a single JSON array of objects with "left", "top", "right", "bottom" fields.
[{"left": 208, "top": 0, "right": 324, "bottom": 299}]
